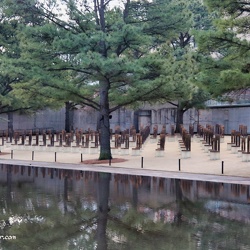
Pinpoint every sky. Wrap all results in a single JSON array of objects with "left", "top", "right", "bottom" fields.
[{"left": 104, "top": 0, "right": 125, "bottom": 8}]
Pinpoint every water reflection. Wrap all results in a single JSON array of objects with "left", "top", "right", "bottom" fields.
[{"left": 0, "top": 164, "right": 250, "bottom": 249}]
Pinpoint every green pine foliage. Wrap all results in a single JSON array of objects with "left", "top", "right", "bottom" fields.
[
  {"left": 195, "top": 0, "right": 250, "bottom": 97},
  {"left": 0, "top": 0, "right": 207, "bottom": 158}
]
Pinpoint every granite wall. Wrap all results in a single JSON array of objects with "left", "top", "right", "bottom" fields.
[{"left": 0, "top": 105, "right": 249, "bottom": 134}]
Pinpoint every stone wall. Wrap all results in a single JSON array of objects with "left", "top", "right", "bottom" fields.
[
  {"left": 208, "top": 107, "right": 250, "bottom": 134},
  {"left": 0, "top": 104, "right": 249, "bottom": 134},
  {"left": 0, "top": 109, "right": 65, "bottom": 131},
  {"left": 73, "top": 107, "right": 134, "bottom": 131}
]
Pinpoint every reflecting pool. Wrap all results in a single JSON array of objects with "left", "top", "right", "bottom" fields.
[{"left": 0, "top": 164, "right": 250, "bottom": 249}]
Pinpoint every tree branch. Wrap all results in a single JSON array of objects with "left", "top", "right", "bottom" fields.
[{"left": 167, "top": 101, "right": 178, "bottom": 107}]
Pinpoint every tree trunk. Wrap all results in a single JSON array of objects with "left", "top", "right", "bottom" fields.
[
  {"left": 96, "top": 110, "right": 101, "bottom": 131},
  {"left": 63, "top": 176, "right": 69, "bottom": 213},
  {"left": 96, "top": 173, "right": 111, "bottom": 250},
  {"left": 99, "top": 81, "right": 112, "bottom": 160},
  {"left": 6, "top": 166, "right": 12, "bottom": 203},
  {"left": 133, "top": 110, "right": 139, "bottom": 133},
  {"left": 94, "top": 0, "right": 111, "bottom": 160},
  {"left": 132, "top": 183, "right": 138, "bottom": 209},
  {"left": 65, "top": 102, "right": 73, "bottom": 132},
  {"left": 8, "top": 112, "right": 14, "bottom": 142},
  {"left": 175, "top": 107, "right": 185, "bottom": 133},
  {"left": 8, "top": 112, "right": 13, "bottom": 132},
  {"left": 174, "top": 179, "right": 183, "bottom": 224}
]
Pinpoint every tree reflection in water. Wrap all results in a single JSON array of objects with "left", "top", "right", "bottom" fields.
[
  {"left": 0, "top": 165, "right": 250, "bottom": 249},
  {"left": 96, "top": 173, "right": 111, "bottom": 250}
]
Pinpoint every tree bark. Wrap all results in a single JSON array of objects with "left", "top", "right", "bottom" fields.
[
  {"left": 7, "top": 112, "right": 13, "bottom": 133},
  {"left": 175, "top": 107, "right": 185, "bottom": 133},
  {"left": 65, "top": 102, "right": 73, "bottom": 132},
  {"left": 99, "top": 81, "right": 112, "bottom": 160},
  {"left": 94, "top": 0, "right": 111, "bottom": 160},
  {"left": 133, "top": 110, "right": 139, "bottom": 133}
]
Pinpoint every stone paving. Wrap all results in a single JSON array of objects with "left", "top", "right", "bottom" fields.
[{"left": 0, "top": 135, "right": 249, "bottom": 184}]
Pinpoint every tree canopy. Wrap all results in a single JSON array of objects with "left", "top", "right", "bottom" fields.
[
  {"left": 0, "top": 8, "right": 64, "bottom": 110},
  {"left": 165, "top": 0, "right": 214, "bottom": 132},
  {"left": 195, "top": 0, "right": 250, "bottom": 97},
  {"left": 3, "top": 0, "right": 242, "bottom": 158},
  {"left": 0, "top": 0, "right": 194, "bottom": 159}
]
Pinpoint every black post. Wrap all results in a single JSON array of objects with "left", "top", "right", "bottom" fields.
[
  {"left": 109, "top": 157, "right": 111, "bottom": 166},
  {"left": 32, "top": 151, "right": 34, "bottom": 161},
  {"left": 11, "top": 150, "right": 13, "bottom": 159},
  {"left": 141, "top": 157, "right": 143, "bottom": 168},
  {"left": 55, "top": 152, "right": 57, "bottom": 162},
  {"left": 221, "top": 161, "right": 224, "bottom": 174},
  {"left": 178, "top": 159, "right": 181, "bottom": 171},
  {"left": 81, "top": 153, "right": 83, "bottom": 162}
]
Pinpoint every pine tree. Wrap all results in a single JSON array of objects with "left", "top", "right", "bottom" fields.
[
  {"left": 166, "top": 0, "right": 214, "bottom": 132},
  {"left": 1, "top": 0, "right": 192, "bottom": 159}
]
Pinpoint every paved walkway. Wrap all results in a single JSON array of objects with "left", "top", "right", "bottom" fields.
[{"left": 0, "top": 135, "right": 249, "bottom": 184}]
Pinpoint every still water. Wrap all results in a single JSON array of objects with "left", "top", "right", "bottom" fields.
[{"left": 0, "top": 164, "right": 250, "bottom": 250}]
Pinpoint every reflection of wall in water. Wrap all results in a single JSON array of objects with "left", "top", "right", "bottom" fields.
[
  {"left": 110, "top": 175, "right": 177, "bottom": 206},
  {"left": 180, "top": 180, "right": 250, "bottom": 204},
  {"left": 1, "top": 165, "right": 250, "bottom": 206}
]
